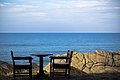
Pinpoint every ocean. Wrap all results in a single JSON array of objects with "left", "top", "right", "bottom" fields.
[{"left": 0, "top": 33, "right": 120, "bottom": 66}]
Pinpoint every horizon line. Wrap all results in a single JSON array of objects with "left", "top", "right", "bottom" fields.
[{"left": 0, "top": 32, "right": 120, "bottom": 34}]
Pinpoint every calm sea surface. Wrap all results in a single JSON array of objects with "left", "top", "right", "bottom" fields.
[{"left": 0, "top": 33, "right": 120, "bottom": 66}]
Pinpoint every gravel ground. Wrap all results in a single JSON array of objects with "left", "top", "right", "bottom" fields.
[{"left": 0, "top": 73, "right": 120, "bottom": 80}]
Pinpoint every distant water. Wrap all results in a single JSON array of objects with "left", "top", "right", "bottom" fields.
[{"left": 0, "top": 33, "right": 120, "bottom": 66}]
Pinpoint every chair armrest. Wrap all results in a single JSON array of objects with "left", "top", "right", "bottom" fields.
[
  {"left": 49, "top": 56, "right": 68, "bottom": 59},
  {"left": 13, "top": 56, "right": 33, "bottom": 60}
]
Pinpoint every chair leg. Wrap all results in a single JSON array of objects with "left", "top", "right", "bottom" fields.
[
  {"left": 53, "top": 68, "right": 54, "bottom": 79},
  {"left": 50, "top": 70, "right": 51, "bottom": 78},
  {"left": 68, "top": 68, "right": 70, "bottom": 79},
  {"left": 13, "top": 69, "right": 15, "bottom": 80},
  {"left": 50, "top": 64, "right": 52, "bottom": 78},
  {"left": 29, "top": 68, "right": 32, "bottom": 80},
  {"left": 65, "top": 68, "right": 67, "bottom": 76}
]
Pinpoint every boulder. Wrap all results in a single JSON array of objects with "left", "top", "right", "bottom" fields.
[
  {"left": 0, "top": 61, "right": 12, "bottom": 75},
  {"left": 0, "top": 61, "right": 39, "bottom": 75},
  {"left": 32, "top": 63, "right": 39, "bottom": 73},
  {"left": 44, "top": 50, "right": 120, "bottom": 74}
]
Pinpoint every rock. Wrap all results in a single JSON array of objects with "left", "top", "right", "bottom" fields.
[
  {"left": 113, "top": 52, "right": 120, "bottom": 66},
  {"left": 91, "top": 64, "right": 105, "bottom": 73},
  {"left": 44, "top": 63, "right": 50, "bottom": 72},
  {"left": 32, "top": 63, "right": 39, "bottom": 73},
  {"left": 0, "top": 61, "right": 12, "bottom": 75},
  {"left": 0, "top": 61, "right": 39, "bottom": 75},
  {"left": 71, "top": 52, "right": 84, "bottom": 71},
  {"left": 44, "top": 50, "right": 120, "bottom": 75},
  {"left": 83, "top": 67, "right": 92, "bottom": 73},
  {"left": 96, "top": 50, "right": 107, "bottom": 65}
]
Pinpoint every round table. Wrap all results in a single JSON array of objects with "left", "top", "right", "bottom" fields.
[{"left": 31, "top": 53, "right": 52, "bottom": 78}]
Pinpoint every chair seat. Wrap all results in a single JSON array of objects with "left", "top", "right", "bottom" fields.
[
  {"left": 54, "top": 62, "right": 69, "bottom": 65},
  {"left": 52, "top": 62, "right": 69, "bottom": 68},
  {"left": 15, "top": 62, "right": 31, "bottom": 65},
  {"left": 15, "top": 64, "right": 31, "bottom": 69}
]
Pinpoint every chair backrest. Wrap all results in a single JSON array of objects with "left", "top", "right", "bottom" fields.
[
  {"left": 11, "top": 50, "right": 15, "bottom": 65},
  {"left": 66, "top": 50, "right": 73, "bottom": 64}
]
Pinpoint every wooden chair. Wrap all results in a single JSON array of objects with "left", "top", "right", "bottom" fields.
[
  {"left": 49, "top": 50, "right": 73, "bottom": 79},
  {"left": 11, "top": 50, "right": 33, "bottom": 80}
]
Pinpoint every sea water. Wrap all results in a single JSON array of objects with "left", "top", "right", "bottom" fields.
[{"left": 0, "top": 33, "right": 120, "bottom": 66}]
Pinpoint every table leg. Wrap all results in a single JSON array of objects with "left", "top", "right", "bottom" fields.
[
  {"left": 34, "top": 56, "right": 46, "bottom": 79},
  {"left": 39, "top": 56, "right": 44, "bottom": 76}
]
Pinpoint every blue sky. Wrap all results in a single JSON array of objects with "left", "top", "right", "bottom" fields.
[{"left": 0, "top": 0, "right": 120, "bottom": 33}]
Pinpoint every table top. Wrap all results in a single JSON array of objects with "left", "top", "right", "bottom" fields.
[
  {"left": 31, "top": 53, "right": 53, "bottom": 57},
  {"left": 49, "top": 56, "right": 68, "bottom": 59}
]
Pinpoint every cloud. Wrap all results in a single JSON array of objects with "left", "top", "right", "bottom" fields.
[
  {"left": 111, "top": 6, "right": 120, "bottom": 10},
  {"left": 4, "top": 4, "right": 46, "bottom": 17},
  {"left": 0, "top": 2, "right": 10, "bottom": 7},
  {"left": 2, "top": 0, "right": 120, "bottom": 14},
  {"left": 0, "top": 4, "right": 46, "bottom": 18},
  {"left": 45, "top": 0, "right": 120, "bottom": 11},
  {"left": 25, "top": 12, "right": 46, "bottom": 17},
  {"left": 8, "top": 5, "right": 40, "bottom": 12},
  {"left": 0, "top": 0, "right": 120, "bottom": 33},
  {"left": 75, "top": 1, "right": 105, "bottom": 8},
  {"left": 44, "top": 0, "right": 103, "bottom": 9},
  {"left": 0, "top": 3, "right": 5, "bottom": 7}
]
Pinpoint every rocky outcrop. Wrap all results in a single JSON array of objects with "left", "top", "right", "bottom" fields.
[
  {"left": 1, "top": 50, "right": 120, "bottom": 76},
  {"left": 0, "top": 61, "right": 13, "bottom": 75},
  {"left": 0, "top": 61, "right": 39, "bottom": 75},
  {"left": 44, "top": 50, "right": 120, "bottom": 75}
]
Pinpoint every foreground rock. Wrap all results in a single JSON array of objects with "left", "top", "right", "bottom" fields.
[
  {"left": 44, "top": 50, "right": 120, "bottom": 75},
  {"left": 0, "top": 61, "right": 13, "bottom": 75},
  {"left": 0, "top": 61, "right": 39, "bottom": 75}
]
